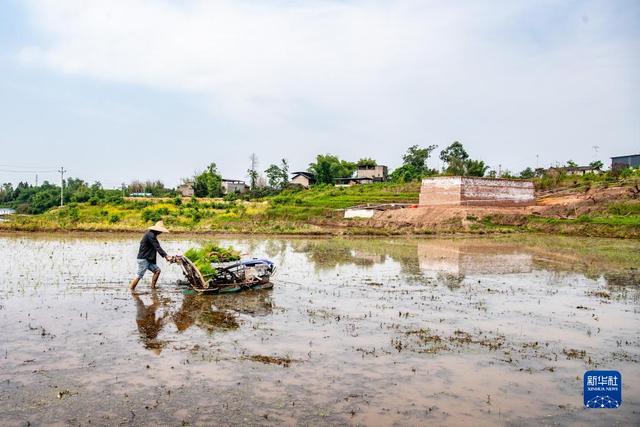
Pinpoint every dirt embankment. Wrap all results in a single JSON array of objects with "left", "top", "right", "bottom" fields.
[{"left": 359, "top": 185, "right": 640, "bottom": 237}]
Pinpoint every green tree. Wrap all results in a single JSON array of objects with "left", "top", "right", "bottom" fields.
[
  {"left": 464, "top": 159, "right": 489, "bottom": 177},
  {"left": 193, "top": 162, "right": 222, "bottom": 197},
  {"left": 390, "top": 145, "right": 438, "bottom": 182},
  {"left": 265, "top": 158, "right": 289, "bottom": 189},
  {"left": 404, "top": 145, "right": 438, "bottom": 171},
  {"left": 519, "top": 167, "right": 535, "bottom": 179},
  {"left": 589, "top": 160, "right": 604, "bottom": 170},
  {"left": 308, "top": 154, "right": 356, "bottom": 185},
  {"left": 29, "top": 183, "right": 60, "bottom": 214},
  {"left": 0, "top": 183, "right": 14, "bottom": 203},
  {"left": 440, "top": 141, "right": 469, "bottom": 175},
  {"left": 439, "top": 141, "right": 488, "bottom": 177},
  {"left": 566, "top": 160, "right": 578, "bottom": 168},
  {"left": 356, "top": 158, "right": 377, "bottom": 167}
]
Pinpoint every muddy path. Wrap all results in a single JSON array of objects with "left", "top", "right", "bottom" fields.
[{"left": 1, "top": 234, "right": 639, "bottom": 425}]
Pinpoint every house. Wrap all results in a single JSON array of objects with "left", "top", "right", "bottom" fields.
[
  {"left": 291, "top": 172, "right": 316, "bottom": 188},
  {"left": 546, "top": 166, "right": 602, "bottom": 176},
  {"left": 334, "top": 177, "right": 375, "bottom": 187},
  {"left": 176, "top": 181, "right": 195, "bottom": 197},
  {"left": 356, "top": 164, "right": 388, "bottom": 181},
  {"left": 611, "top": 154, "right": 640, "bottom": 170},
  {"left": 561, "top": 166, "right": 602, "bottom": 176},
  {"left": 221, "top": 179, "right": 249, "bottom": 194}
]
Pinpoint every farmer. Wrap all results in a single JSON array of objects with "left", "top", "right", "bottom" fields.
[{"left": 129, "top": 221, "right": 174, "bottom": 291}]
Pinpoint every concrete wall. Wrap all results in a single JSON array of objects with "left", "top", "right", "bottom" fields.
[
  {"left": 357, "top": 165, "right": 388, "bottom": 180},
  {"left": 292, "top": 175, "right": 312, "bottom": 188},
  {"left": 222, "top": 182, "right": 248, "bottom": 194},
  {"left": 419, "top": 177, "right": 462, "bottom": 206},
  {"left": 419, "top": 176, "right": 534, "bottom": 206}
]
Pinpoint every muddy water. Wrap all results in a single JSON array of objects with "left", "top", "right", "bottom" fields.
[{"left": 0, "top": 233, "right": 639, "bottom": 426}]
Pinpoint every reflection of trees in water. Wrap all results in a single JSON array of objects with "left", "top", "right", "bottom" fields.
[
  {"left": 132, "top": 291, "right": 169, "bottom": 354},
  {"left": 290, "top": 239, "right": 423, "bottom": 276},
  {"left": 604, "top": 271, "right": 640, "bottom": 287},
  {"left": 604, "top": 271, "right": 640, "bottom": 301},
  {"left": 438, "top": 273, "right": 465, "bottom": 290},
  {"left": 263, "top": 239, "right": 289, "bottom": 259},
  {"left": 172, "top": 291, "right": 273, "bottom": 334}
]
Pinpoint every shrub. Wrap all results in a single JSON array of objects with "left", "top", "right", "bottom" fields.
[
  {"left": 142, "top": 207, "right": 170, "bottom": 223},
  {"left": 608, "top": 202, "right": 640, "bottom": 215}
]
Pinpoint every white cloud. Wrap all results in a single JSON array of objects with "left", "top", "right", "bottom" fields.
[{"left": 17, "top": 0, "right": 640, "bottom": 172}]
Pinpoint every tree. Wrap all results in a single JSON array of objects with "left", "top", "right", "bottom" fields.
[
  {"left": 519, "top": 167, "right": 535, "bottom": 179},
  {"left": 440, "top": 141, "right": 469, "bottom": 175},
  {"left": 589, "top": 160, "right": 604, "bottom": 171},
  {"left": 0, "top": 183, "right": 14, "bottom": 203},
  {"left": 440, "top": 141, "right": 469, "bottom": 163},
  {"left": 464, "top": 159, "right": 489, "bottom": 177},
  {"left": 247, "top": 153, "right": 259, "bottom": 189},
  {"left": 566, "top": 160, "right": 578, "bottom": 168},
  {"left": 308, "top": 154, "right": 356, "bottom": 185},
  {"left": 390, "top": 145, "right": 438, "bottom": 182},
  {"left": 356, "top": 158, "right": 377, "bottom": 168},
  {"left": 265, "top": 159, "right": 289, "bottom": 189},
  {"left": 193, "top": 162, "right": 222, "bottom": 197},
  {"left": 404, "top": 145, "right": 438, "bottom": 171},
  {"left": 439, "top": 141, "right": 488, "bottom": 177}
]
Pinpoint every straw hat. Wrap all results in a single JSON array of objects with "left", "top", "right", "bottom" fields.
[{"left": 148, "top": 221, "right": 170, "bottom": 233}]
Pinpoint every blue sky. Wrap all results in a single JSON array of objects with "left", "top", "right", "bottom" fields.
[{"left": 1, "top": 0, "right": 639, "bottom": 188}]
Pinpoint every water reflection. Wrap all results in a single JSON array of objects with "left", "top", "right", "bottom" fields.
[
  {"left": 2, "top": 234, "right": 640, "bottom": 426},
  {"left": 417, "top": 241, "right": 533, "bottom": 277},
  {"left": 292, "top": 240, "right": 388, "bottom": 269},
  {"left": 132, "top": 289, "right": 275, "bottom": 352},
  {"left": 172, "top": 293, "right": 240, "bottom": 333},
  {"left": 293, "top": 238, "right": 535, "bottom": 279},
  {"left": 132, "top": 291, "right": 169, "bottom": 354}
]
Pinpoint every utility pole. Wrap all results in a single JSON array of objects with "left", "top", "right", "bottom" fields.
[
  {"left": 58, "top": 167, "right": 66, "bottom": 207},
  {"left": 35, "top": 173, "right": 38, "bottom": 187},
  {"left": 592, "top": 145, "right": 600, "bottom": 161},
  {"left": 536, "top": 154, "right": 539, "bottom": 169}
]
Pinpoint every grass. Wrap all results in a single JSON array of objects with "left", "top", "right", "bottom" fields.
[
  {"left": 2, "top": 180, "right": 639, "bottom": 238},
  {"left": 271, "top": 182, "right": 420, "bottom": 208},
  {"left": 0, "top": 182, "right": 421, "bottom": 234}
]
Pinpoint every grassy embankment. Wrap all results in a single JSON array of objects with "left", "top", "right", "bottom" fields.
[
  {"left": 476, "top": 174, "right": 640, "bottom": 238},
  {"left": 473, "top": 203, "right": 640, "bottom": 239},
  {"left": 1, "top": 175, "right": 639, "bottom": 237},
  {"left": 0, "top": 182, "right": 420, "bottom": 234}
]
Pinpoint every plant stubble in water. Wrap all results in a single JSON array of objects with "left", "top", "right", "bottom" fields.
[{"left": 0, "top": 233, "right": 639, "bottom": 426}]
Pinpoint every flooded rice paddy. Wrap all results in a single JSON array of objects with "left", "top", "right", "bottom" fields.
[{"left": 1, "top": 233, "right": 639, "bottom": 426}]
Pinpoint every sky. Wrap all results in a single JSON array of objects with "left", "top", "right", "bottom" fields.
[{"left": 0, "top": 0, "right": 639, "bottom": 188}]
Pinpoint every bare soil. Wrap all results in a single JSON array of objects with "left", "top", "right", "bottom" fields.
[{"left": 363, "top": 185, "right": 638, "bottom": 233}]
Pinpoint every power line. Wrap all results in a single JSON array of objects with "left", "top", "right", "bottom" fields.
[
  {"left": 0, "top": 163, "right": 57, "bottom": 169},
  {"left": 0, "top": 169, "right": 57, "bottom": 173}
]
